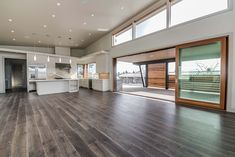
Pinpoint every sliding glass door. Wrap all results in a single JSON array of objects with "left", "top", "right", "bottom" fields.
[{"left": 176, "top": 37, "right": 227, "bottom": 110}]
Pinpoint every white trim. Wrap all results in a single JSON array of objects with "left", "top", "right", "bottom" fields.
[{"left": 112, "top": 26, "right": 133, "bottom": 46}]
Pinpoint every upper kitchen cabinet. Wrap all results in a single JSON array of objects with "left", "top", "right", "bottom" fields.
[
  {"left": 27, "top": 53, "right": 48, "bottom": 65},
  {"left": 96, "top": 53, "right": 110, "bottom": 73}
]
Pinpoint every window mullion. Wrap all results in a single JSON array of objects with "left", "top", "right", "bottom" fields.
[
  {"left": 166, "top": 0, "right": 171, "bottom": 28},
  {"left": 132, "top": 22, "right": 136, "bottom": 40}
]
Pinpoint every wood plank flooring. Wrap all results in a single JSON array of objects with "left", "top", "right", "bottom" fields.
[{"left": 0, "top": 88, "right": 235, "bottom": 157}]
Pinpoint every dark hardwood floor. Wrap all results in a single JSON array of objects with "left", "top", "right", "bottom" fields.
[{"left": 0, "top": 88, "right": 235, "bottom": 157}]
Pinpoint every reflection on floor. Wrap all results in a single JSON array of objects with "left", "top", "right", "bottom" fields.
[
  {"left": 120, "top": 84, "right": 175, "bottom": 101},
  {"left": 180, "top": 90, "right": 220, "bottom": 104},
  {"left": 0, "top": 88, "right": 234, "bottom": 157},
  {"left": 6, "top": 87, "right": 27, "bottom": 93}
]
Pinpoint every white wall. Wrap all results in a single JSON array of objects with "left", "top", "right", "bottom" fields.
[
  {"left": 0, "top": 51, "right": 26, "bottom": 93},
  {"left": 84, "top": 4, "right": 235, "bottom": 112},
  {"left": 86, "top": 34, "right": 112, "bottom": 55},
  {"left": 71, "top": 48, "right": 86, "bottom": 57},
  {"left": 55, "top": 47, "right": 71, "bottom": 56},
  {"left": 96, "top": 53, "right": 110, "bottom": 73},
  {"left": 0, "top": 45, "right": 55, "bottom": 54}
]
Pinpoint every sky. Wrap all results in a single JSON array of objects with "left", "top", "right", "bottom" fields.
[
  {"left": 117, "top": 61, "right": 176, "bottom": 74},
  {"left": 117, "top": 61, "right": 140, "bottom": 73}
]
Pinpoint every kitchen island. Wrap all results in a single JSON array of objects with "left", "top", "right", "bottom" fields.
[{"left": 29, "top": 79, "right": 79, "bottom": 95}]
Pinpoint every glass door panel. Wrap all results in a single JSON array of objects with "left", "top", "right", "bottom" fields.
[
  {"left": 176, "top": 37, "right": 227, "bottom": 109},
  {"left": 140, "top": 65, "right": 147, "bottom": 87}
]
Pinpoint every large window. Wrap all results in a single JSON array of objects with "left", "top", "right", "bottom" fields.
[
  {"left": 113, "top": 27, "right": 132, "bottom": 46},
  {"left": 170, "top": 0, "right": 228, "bottom": 26},
  {"left": 168, "top": 62, "right": 176, "bottom": 75},
  {"left": 88, "top": 63, "right": 97, "bottom": 78},
  {"left": 136, "top": 5, "right": 167, "bottom": 38},
  {"left": 112, "top": 0, "right": 229, "bottom": 46},
  {"left": 77, "top": 64, "right": 84, "bottom": 79}
]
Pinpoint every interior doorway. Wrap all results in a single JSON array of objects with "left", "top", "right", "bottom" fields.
[
  {"left": 115, "top": 48, "right": 176, "bottom": 102},
  {"left": 4, "top": 58, "right": 27, "bottom": 93}
]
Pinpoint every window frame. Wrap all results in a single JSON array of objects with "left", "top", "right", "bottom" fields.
[
  {"left": 169, "top": 0, "right": 230, "bottom": 27},
  {"left": 77, "top": 64, "right": 85, "bottom": 79},
  {"left": 175, "top": 36, "right": 228, "bottom": 110},
  {"left": 87, "top": 62, "right": 97, "bottom": 78},
  {"left": 135, "top": 3, "right": 168, "bottom": 39},
  {"left": 112, "top": 25, "right": 133, "bottom": 46}
]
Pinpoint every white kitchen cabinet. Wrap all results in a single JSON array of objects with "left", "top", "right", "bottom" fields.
[
  {"left": 79, "top": 79, "right": 90, "bottom": 88},
  {"left": 92, "top": 79, "right": 109, "bottom": 92}
]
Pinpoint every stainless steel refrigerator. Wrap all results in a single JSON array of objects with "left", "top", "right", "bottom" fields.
[{"left": 28, "top": 65, "right": 47, "bottom": 80}]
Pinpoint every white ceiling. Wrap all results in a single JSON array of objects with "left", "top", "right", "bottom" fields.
[{"left": 0, "top": 0, "right": 157, "bottom": 48}]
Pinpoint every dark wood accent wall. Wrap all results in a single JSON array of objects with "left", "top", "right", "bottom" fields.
[
  {"left": 148, "top": 63, "right": 166, "bottom": 88},
  {"left": 112, "top": 58, "right": 117, "bottom": 92},
  {"left": 168, "top": 75, "right": 175, "bottom": 89}
]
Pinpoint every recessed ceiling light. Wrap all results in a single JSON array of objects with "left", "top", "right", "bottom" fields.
[
  {"left": 91, "top": 14, "right": 95, "bottom": 17},
  {"left": 38, "top": 40, "right": 41, "bottom": 43},
  {"left": 121, "top": 6, "right": 125, "bottom": 10},
  {"left": 83, "top": 22, "right": 87, "bottom": 25},
  {"left": 97, "top": 28, "right": 109, "bottom": 32},
  {"left": 11, "top": 30, "right": 15, "bottom": 33},
  {"left": 57, "top": 2, "right": 61, "bottom": 6},
  {"left": 69, "top": 29, "right": 72, "bottom": 32},
  {"left": 52, "top": 14, "right": 56, "bottom": 18},
  {"left": 12, "top": 38, "right": 16, "bottom": 41},
  {"left": 8, "top": 19, "right": 13, "bottom": 22},
  {"left": 43, "top": 25, "right": 47, "bottom": 28}
]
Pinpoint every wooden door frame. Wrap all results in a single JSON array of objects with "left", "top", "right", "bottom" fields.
[{"left": 175, "top": 36, "right": 228, "bottom": 110}]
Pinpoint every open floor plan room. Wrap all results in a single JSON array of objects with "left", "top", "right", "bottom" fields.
[{"left": 1, "top": 0, "right": 235, "bottom": 157}]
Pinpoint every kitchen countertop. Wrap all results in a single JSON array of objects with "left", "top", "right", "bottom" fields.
[
  {"left": 29, "top": 79, "right": 79, "bottom": 82},
  {"left": 80, "top": 78, "right": 109, "bottom": 80}
]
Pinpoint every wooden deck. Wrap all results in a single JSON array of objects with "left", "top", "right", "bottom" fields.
[{"left": 0, "top": 88, "right": 235, "bottom": 157}]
